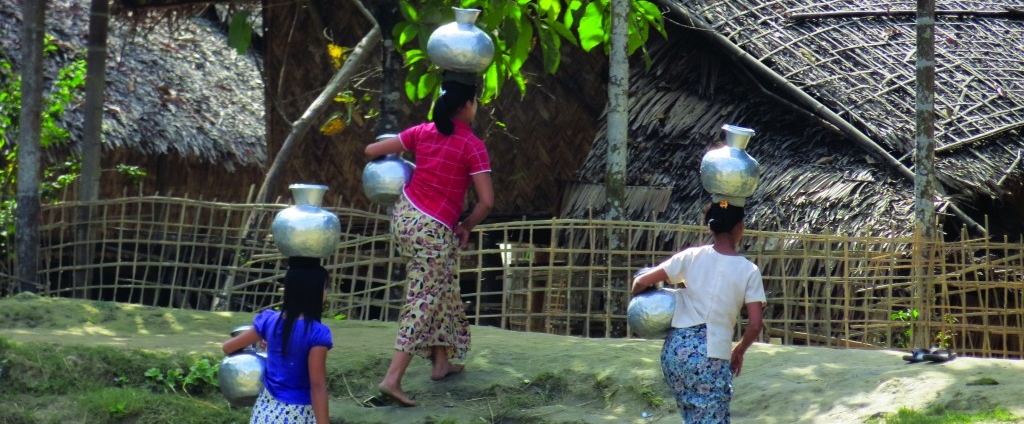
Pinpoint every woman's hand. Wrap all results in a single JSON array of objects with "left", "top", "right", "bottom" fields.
[
  {"left": 730, "top": 348, "right": 745, "bottom": 377},
  {"left": 455, "top": 223, "right": 471, "bottom": 248},
  {"left": 630, "top": 267, "right": 670, "bottom": 296},
  {"left": 364, "top": 135, "right": 403, "bottom": 161},
  {"left": 222, "top": 327, "right": 261, "bottom": 356}
]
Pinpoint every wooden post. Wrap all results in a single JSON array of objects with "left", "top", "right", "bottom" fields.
[
  {"left": 606, "top": 0, "right": 629, "bottom": 244},
  {"left": 912, "top": 0, "right": 937, "bottom": 350}
]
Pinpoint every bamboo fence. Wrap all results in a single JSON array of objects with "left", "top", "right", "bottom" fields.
[{"left": 2, "top": 194, "right": 1023, "bottom": 359}]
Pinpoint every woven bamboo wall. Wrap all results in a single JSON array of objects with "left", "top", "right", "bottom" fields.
[{"left": 3, "top": 195, "right": 1024, "bottom": 359}]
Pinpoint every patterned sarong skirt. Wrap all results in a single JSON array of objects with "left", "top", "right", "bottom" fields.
[
  {"left": 249, "top": 390, "right": 316, "bottom": 424},
  {"left": 390, "top": 194, "right": 471, "bottom": 360},
  {"left": 661, "top": 324, "right": 734, "bottom": 423}
]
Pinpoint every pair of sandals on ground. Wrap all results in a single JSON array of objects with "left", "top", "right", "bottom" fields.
[{"left": 903, "top": 346, "right": 957, "bottom": 363}]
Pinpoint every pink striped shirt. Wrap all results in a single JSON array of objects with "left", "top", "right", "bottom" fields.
[{"left": 399, "top": 120, "right": 491, "bottom": 229}]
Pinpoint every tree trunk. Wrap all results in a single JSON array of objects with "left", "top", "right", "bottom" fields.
[
  {"left": 75, "top": 0, "right": 111, "bottom": 295},
  {"left": 15, "top": 0, "right": 46, "bottom": 293},
  {"left": 371, "top": 0, "right": 402, "bottom": 137},
  {"left": 606, "top": 0, "right": 629, "bottom": 248},
  {"left": 912, "top": 0, "right": 937, "bottom": 350}
]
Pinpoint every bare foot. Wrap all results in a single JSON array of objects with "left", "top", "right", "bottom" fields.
[
  {"left": 430, "top": 363, "right": 465, "bottom": 381},
  {"left": 378, "top": 383, "right": 416, "bottom": 407}
]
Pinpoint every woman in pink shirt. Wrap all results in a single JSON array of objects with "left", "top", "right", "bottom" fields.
[{"left": 364, "top": 77, "right": 494, "bottom": 407}]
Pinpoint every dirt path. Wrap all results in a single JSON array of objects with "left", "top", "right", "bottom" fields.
[{"left": 3, "top": 296, "right": 1023, "bottom": 423}]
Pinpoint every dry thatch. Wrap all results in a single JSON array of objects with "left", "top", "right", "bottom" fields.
[
  {"left": 2, "top": 0, "right": 265, "bottom": 198},
  {"left": 567, "top": 0, "right": 1024, "bottom": 238},
  {"left": 569, "top": 33, "right": 917, "bottom": 238}
]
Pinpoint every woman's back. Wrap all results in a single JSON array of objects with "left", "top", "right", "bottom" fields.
[{"left": 254, "top": 310, "right": 333, "bottom": 404}]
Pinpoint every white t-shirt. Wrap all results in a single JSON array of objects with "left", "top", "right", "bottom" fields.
[{"left": 660, "top": 245, "right": 766, "bottom": 360}]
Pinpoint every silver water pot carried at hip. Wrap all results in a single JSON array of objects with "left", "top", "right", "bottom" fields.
[
  {"left": 362, "top": 134, "right": 415, "bottom": 206},
  {"left": 270, "top": 184, "right": 340, "bottom": 258},
  {"left": 699, "top": 124, "right": 761, "bottom": 207},
  {"left": 427, "top": 7, "right": 494, "bottom": 73},
  {"left": 627, "top": 268, "right": 677, "bottom": 339},
  {"left": 218, "top": 325, "right": 268, "bottom": 407}
]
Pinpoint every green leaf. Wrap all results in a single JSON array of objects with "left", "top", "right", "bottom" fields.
[
  {"left": 398, "top": 0, "right": 419, "bottom": 22},
  {"left": 512, "top": 70, "right": 527, "bottom": 98},
  {"left": 536, "top": 26, "right": 561, "bottom": 74},
  {"left": 506, "top": 0, "right": 522, "bottom": 24},
  {"left": 416, "top": 72, "right": 439, "bottom": 100},
  {"left": 227, "top": 11, "right": 253, "bottom": 55},
  {"left": 538, "top": 0, "right": 552, "bottom": 15},
  {"left": 404, "top": 65, "right": 424, "bottom": 101},
  {"left": 404, "top": 49, "right": 427, "bottom": 66},
  {"left": 482, "top": 62, "right": 499, "bottom": 104},
  {"left": 509, "top": 18, "right": 533, "bottom": 73},
  {"left": 578, "top": 2, "right": 606, "bottom": 53},
  {"left": 627, "top": 21, "right": 647, "bottom": 54},
  {"left": 394, "top": 22, "right": 416, "bottom": 48},
  {"left": 563, "top": 0, "right": 583, "bottom": 28},
  {"left": 547, "top": 20, "right": 578, "bottom": 48}
]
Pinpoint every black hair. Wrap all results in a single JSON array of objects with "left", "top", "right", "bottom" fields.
[
  {"left": 275, "top": 258, "right": 328, "bottom": 356},
  {"left": 704, "top": 202, "right": 746, "bottom": 235},
  {"left": 432, "top": 80, "right": 478, "bottom": 136}
]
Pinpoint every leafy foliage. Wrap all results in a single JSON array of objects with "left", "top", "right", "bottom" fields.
[
  {"left": 393, "top": 0, "right": 666, "bottom": 104},
  {"left": 143, "top": 358, "right": 220, "bottom": 395},
  {"left": 0, "top": 37, "right": 86, "bottom": 255},
  {"left": 0, "top": 35, "right": 149, "bottom": 262}
]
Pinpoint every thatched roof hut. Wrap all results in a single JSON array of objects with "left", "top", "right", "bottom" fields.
[
  {"left": 565, "top": 0, "right": 1024, "bottom": 239},
  {"left": 2, "top": 0, "right": 266, "bottom": 199}
]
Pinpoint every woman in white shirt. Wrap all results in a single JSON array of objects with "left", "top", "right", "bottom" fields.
[{"left": 631, "top": 201, "right": 766, "bottom": 423}]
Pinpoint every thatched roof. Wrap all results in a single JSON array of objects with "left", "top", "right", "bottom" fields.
[
  {"left": 566, "top": 0, "right": 1024, "bottom": 238},
  {"left": 2, "top": 0, "right": 265, "bottom": 172}
]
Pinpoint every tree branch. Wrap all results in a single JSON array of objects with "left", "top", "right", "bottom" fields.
[{"left": 254, "top": 0, "right": 380, "bottom": 205}]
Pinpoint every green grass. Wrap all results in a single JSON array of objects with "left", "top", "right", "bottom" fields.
[
  {"left": 879, "top": 405, "right": 1020, "bottom": 424},
  {"left": 0, "top": 336, "right": 249, "bottom": 424}
]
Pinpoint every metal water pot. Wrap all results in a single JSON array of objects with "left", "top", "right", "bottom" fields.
[
  {"left": 363, "top": 134, "right": 415, "bottom": 206},
  {"left": 628, "top": 287, "right": 677, "bottom": 339},
  {"left": 427, "top": 8, "right": 494, "bottom": 73},
  {"left": 627, "top": 267, "right": 677, "bottom": 339},
  {"left": 270, "top": 184, "right": 340, "bottom": 258},
  {"left": 699, "top": 124, "right": 761, "bottom": 207},
  {"left": 218, "top": 325, "right": 268, "bottom": 407}
]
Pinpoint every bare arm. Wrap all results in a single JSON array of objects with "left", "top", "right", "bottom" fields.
[
  {"left": 455, "top": 172, "right": 493, "bottom": 247},
  {"left": 308, "top": 346, "right": 330, "bottom": 424},
  {"left": 222, "top": 327, "right": 262, "bottom": 355},
  {"left": 730, "top": 301, "right": 764, "bottom": 377},
  {"left": 630, "top": 267, "right": 671, "bottom": 295},
  {"left": 364, "top": 136, "right": 404, "bottom": 161}
]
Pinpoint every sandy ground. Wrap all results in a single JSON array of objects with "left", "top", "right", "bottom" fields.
[{"left": 2, "top": 296, "right": 1024, "bottom": 423}]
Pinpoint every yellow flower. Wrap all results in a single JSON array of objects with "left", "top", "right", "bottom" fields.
[
  {"left": 327, "top": 43, "right": 351, "bottom": 69},
  {"left": 319, "top": 112, "right": 346, "bottom": 136}
]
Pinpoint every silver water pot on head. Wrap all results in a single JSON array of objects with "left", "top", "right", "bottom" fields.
[
  {"left": 218, "top": 325, "right": 267, "bottom": 407},
  {"left": 699, "top": 124, "right": 761, "bottom": 207},
  {"left": 363, "top": 134, "right": 415, "bottom": 206},
  {"left": 270, "top": 184, "right": 341, "bottom": 258},
  {"left": 427, "top": 7, "right": 495, "bottom": 73}
]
